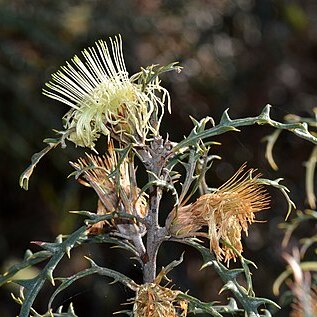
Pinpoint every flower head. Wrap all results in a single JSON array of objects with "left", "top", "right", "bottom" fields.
[
  {"left": 70, "top": 142, "right": 148, "bottom": 232},
  {"left": 44, "top": 35, "right": 169, "bottom": 148},
  {"left": 133, "top": 283, "right": 187, "bottom": 317},
  {"left": 167, "top": 165, "right": 270, "bottom": 263}
]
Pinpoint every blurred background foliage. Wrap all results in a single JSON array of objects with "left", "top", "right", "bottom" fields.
[{"left": 1, "top": 0, "right": 317, "bottom": 316}]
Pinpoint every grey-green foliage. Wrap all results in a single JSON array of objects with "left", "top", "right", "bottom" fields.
[
  {"left": 183, "top": 240, "right": 277, "bottom": 317},
  {"left": 3, "top": 61, "right": 317, "bottom": 317},
  {"left": 2, "top": 213, "right": 139, "bottom": 317}
]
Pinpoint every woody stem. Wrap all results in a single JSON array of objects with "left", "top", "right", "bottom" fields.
[
  {"left": 139, "top": 136, "right": 168, "bottom": 283},
  {"left": 143, "top": 184, "right": 163, "bottom": 283}
]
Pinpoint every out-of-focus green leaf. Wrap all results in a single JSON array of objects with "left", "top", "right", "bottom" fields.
[
  {"left": 263, "top": 129, "right": 282, "bottom": 171},
  {"left": 305, "top": 146, "right": 317, "bottom": 209}
]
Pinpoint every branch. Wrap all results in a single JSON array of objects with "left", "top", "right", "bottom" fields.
[{"left": 174, "top": 105, "right": 317, "bottom": 153}]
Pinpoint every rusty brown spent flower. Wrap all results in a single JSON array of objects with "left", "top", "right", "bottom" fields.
[
  {"left": 70, "top": 141, "right": 148, "bottom": 233},
  {"left": 167, "top": 164, "right": 270, "bottom": 264}
]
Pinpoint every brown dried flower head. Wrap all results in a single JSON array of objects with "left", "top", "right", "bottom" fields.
[
  {"left": 133, "top": 282, "right": 187, "bottom": 317},
  {"left": 70, "top": 141, "right": 148, "bottom": 232},
  {"left": 168, "top": 165, "right": 270, "bottom": 263}
]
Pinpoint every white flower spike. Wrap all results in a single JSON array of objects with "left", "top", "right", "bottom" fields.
[{"left": 43, "top": 35, "right": 169, "bottom": 148}]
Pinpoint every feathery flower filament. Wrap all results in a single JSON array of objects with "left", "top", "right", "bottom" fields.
[
  {"left": 168, "top": 165, "right": 270, "bottom": 263},
  {"left": 44, "top": 35, "right": 170, "bottom": 148}
]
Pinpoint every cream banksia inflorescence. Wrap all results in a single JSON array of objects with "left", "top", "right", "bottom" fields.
[
  {"left": 167, "top": 165, "right": 270, "bottom": 263},
  {"left": 43, "top": 35, "right": 170, "bottom": 148}
]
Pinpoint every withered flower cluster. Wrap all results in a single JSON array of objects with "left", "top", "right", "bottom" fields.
[
  {"left": 167, "top": 165, "right": 270, "bottom": 263},
  {"left": 70, "top": 141, "right": 147, "bottom": 236}
]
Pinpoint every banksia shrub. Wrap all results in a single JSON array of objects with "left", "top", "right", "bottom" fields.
[{"left": 2, "top": 35, "right": 317, "bottom": 317}]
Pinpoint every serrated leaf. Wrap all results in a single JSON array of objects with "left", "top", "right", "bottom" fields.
[
  {"left": 69, "top": 210, "right": 143, "bottom": 227},
  {"left": 139, "top": 174, "right": 179, "bottom": 206},
  {"left": 133, "top": 62, "right": 181, "bottom": 92},
  {"left": 48, "top": 258, "right": 137, "bottom": 309},
  {"left": 174, "top": 105, "right": 317, "bottom": 153},
  {"left": 18, "top": 226, "right": 87, "bottom": 317},
  {"left": 178, "top": 291, "right": 242, "bottom": 316},
  {"left": 219, "top": 109, "right": 232, "bottom": 125},
  {"left": 86, "top": 234, "right": 139, "bottom": 258},
  {"left": 19, "top": 143, "right": 58, "bottom": 190},
  {"left": 31, "top": 303, "right": 78, "bottom": 317},
  {"left": 19, "top": 128, "right": 74, "bottom": 190},
  {"left": 183, "top": 239, "right": 279, "bottom": 316},
  {"left": 155, "top": 253, "right": 184, "bottom": 284}
]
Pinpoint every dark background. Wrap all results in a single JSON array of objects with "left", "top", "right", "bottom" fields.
[{"left": 1, "top": 0, "right": 317, "bottom": 316}]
